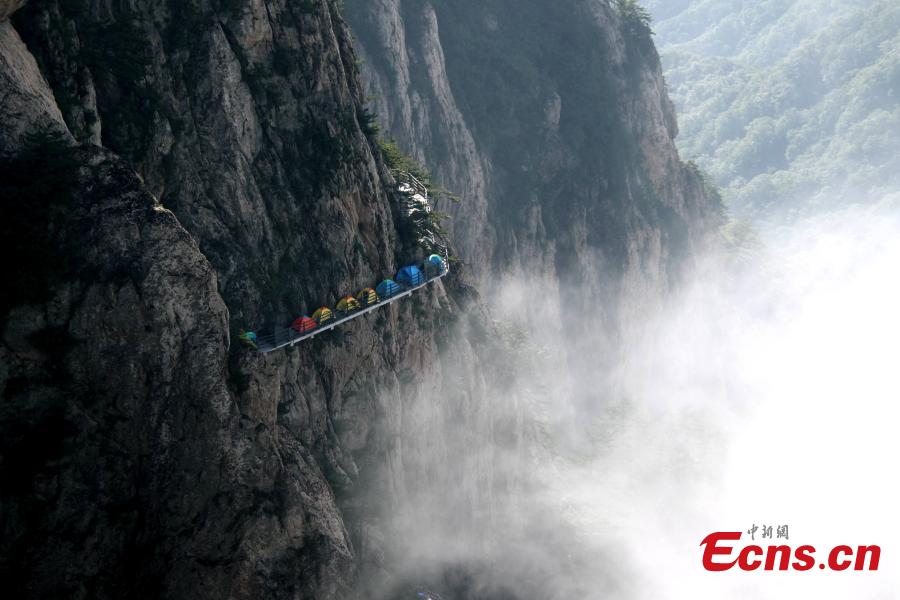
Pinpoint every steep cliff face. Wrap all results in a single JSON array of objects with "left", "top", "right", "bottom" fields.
[
  {"left": 14, "top": 0, "right": 401, "bottom": 321},
  {"left": 3, "top": 1, "right": 504, "bottom": 597},
  {"left": 2, "top": 12, "right": 360, "bottom": 598},
  {"left": 343, "top": 3, "right": 725, "bottom": 436},
  {"left": 345, "top": 0, "right": 721, "bottom": 320},
  {"left": 3, "top": 0, "right": 721, "bottom": 598}
]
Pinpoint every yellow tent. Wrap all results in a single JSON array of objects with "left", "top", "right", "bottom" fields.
[
  {"left": 336, "top": 295, "right": 360, "bottom": 312},
  {"left": 357, "top": 287, "right": 379, "bottom": 306},
  {"left": 312, "top": 306, "right": 334, "bottom": 324}
]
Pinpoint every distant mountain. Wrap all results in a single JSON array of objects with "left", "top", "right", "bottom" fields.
[{"left": 647, "top": 0, "right": 900, "bottom": 221}]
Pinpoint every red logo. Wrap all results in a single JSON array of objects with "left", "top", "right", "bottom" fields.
[{"left": 701, "top": 531, "right": 881, "bottom": 571}]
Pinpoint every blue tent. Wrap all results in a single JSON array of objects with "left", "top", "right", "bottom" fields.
[
  {"left": 376, "top": 279, "right": 402, "bottom": 298},
  {"left": 396, "top": 265, "right": 425, "bottom": 286},
  {"left": 424, "top": 253, "right": 446, "bottom": 275}
]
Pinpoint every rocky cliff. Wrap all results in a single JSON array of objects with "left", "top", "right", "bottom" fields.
[
  {"left": 344, "top": 0, "right": 723, "bottom": 426},
  {"left": 345, "top": 0, "right": 721, "bottom": 316},
  {"left": 2, "top": 1, "right": 503, "bottom": 597},
  {"left": 1, "top": 0, "right": 721, "bottom": 598}
]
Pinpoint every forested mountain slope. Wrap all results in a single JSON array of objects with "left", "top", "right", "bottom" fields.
[{"left": 646, "top": 0, "right": 900, "bottom": 221}]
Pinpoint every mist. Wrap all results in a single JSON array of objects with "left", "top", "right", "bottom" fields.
[
  {"left": 566, "top": 205, "right": 900, "bottom": 599},
  {"left": 373, "top": 201, "right": 900, "bottom": 599}
]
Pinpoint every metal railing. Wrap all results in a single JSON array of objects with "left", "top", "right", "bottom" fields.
[
  {"left": 391, "top": 169, "right": 430, "bottom": 198},
  {"left": 254, "top": 262, "right": 449, "bottom": 353},
  {"left": 247, "top": 173, "right": 448, "bottom": 353},
  {"left": 392, "top": 169, "right": 433, "bottom": 215}
]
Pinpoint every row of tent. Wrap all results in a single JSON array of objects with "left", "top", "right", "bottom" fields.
[{"left": 285, "top": 254, "right": 446, "bottom": 336}]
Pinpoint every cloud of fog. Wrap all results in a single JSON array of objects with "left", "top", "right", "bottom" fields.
[
  {"left": 374, "top": 205, "right": 900, "bottom": 599},
  {"left": 560, "top": 206, "right": 900, "bottom": 599}
]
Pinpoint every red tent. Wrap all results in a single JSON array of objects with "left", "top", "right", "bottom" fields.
[{"left": 291, "top": 316, "right": 317, "bottom": 333}]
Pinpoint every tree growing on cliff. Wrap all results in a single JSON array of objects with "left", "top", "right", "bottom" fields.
[
  {"left": 613, "top": 0, "right": 654, "bottom": 40},
  {"left": 378, "top": 137, "right": 455, "bottom": 256}
]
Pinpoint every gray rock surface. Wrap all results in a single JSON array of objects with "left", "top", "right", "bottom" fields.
[
  {"left": 1, "top": 19, "right": 361, "bottom": 596},
  {"left": 2, "top": 0, "right": 723, "bottom": 597},
  {"left": 0, "top": 0, "right": 24, "bottom": 22},
  {"left": 345, "top": 0, "right": 722, "bottom": 303},
  {"left": 345, "top": 1, "right": 725, "bottom": 421},
  {"left": 0, "top": 19, "right": 70, "bottom": 155},
  {"left": 3, "top": 1, "right": 499, "bottom": 597}
]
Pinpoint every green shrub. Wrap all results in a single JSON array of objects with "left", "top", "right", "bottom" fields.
[{"left": 358, "top": 104, "right": 381, "bottom": 138}]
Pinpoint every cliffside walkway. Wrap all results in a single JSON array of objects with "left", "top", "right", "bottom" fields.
[
  {"left": 247, "top": 171, "right": 447, "bottom": 353},
  {"left": 254, "top": 263, "right": 449, "bottom": 353}
]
